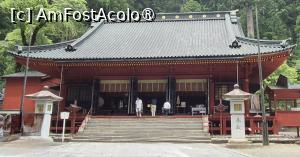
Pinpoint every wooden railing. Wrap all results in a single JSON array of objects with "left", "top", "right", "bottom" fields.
[
  {"left": 209, "top": 114, "right": 276, "bottom": 135},
  {"left": 50, "top": 115, "right": 85, "bottom": 134},
  {"left": 78, "top": 106, "right": 93, "bottom": 133}
]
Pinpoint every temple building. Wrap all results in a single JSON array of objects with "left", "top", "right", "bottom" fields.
[{"left": 0, "top": 11, "right": 298, "bottom": 136}]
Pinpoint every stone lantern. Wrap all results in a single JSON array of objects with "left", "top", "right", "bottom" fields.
[
  {"left": 26, "top": 86, "right": 63, "bottom": 138},
  {"left": 223, "top": 84, "right": 251, "bottom": 143}
]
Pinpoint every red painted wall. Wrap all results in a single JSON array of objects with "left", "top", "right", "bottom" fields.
[
  {"left": 2, "top": 77, "right": 44, "bottom": 113},
  {"left": 274, "top": 89, "right": 300, "bottom": 100},
  {"left": 276, "top": 111, "right": 300, "bottom": 127}
]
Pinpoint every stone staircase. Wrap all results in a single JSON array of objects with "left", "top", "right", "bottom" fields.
[{"left": 72, "top": 117, "right": 211, "bottom": 142}]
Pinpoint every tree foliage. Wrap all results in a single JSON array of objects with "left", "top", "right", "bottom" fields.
[
  {"left": 265, "top": 62, "right": 299, "bottom": 85},
  {"left": 181, "top": 0, "right": 207, "bottom": 12}
]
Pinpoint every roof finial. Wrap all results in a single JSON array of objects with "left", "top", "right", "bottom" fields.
[
  {"left": 43, "top": 86, "right": 49, "bottom": 90},
  {"left": 234, "top": 84, "right": 239, "bottom": 89}
]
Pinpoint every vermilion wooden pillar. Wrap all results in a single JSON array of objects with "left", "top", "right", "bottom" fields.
[
  {"left": 243, "top": 78, "right": 250, "bottom": 115},
  {"left": 209, "top": 78, "right": 215, "bottom": 115},
  {"left": 59, "top": 83, "right": 67, "bottom": 112}
]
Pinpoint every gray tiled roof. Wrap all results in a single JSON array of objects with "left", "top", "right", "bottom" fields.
[
  {"left": 12, "top": 11, "right": 294, "bottom": 61},
  {"left": 1, "top": 71, "right": 46, "bottom": 78},
  {"left": 269, "top": 84, "right": 300, "bottom": 90}
]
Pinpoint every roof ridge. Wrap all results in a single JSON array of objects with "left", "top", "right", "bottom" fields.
[
  {"left": 236, "top": 36, "right": 288, "bottom": 45},
  {"left": 16, "top": 39, "right": 75, "bottom": 52},
  {"left": 152, "top": 10, "right": 238, "bottom": 22},
  {"left": 104, "top": 18, "right": 226, "bottom": 24},
  {"left": 70, "top": 20, "right": 105, "bottom": 48},
  {"left": 236, "top": 36, "right": 297, "bottom": 50},
  {"left": 224, "top": 14, "right": 236, "bottom": 42},
  {"left": 157, "top": 10, "right": 236, "bottom": 15}
]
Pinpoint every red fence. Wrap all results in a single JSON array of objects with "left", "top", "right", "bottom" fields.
[
  {"left": 50, "top": 114, "right": 85, "bottom": 134},
  {"left": 209, "top": 114, "right": 276, "bottom": 135}
]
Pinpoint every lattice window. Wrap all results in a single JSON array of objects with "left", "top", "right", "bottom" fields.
[
  {"left": 67, "top": 86, "right": 91, "bottom": 102},
  {"left": 176, "top": 79, "right": 207, "bottom": 92},
  {"left": 100, "top": 80, "right": 129, "bottom": 92},
  {"left": 215, "top": 84, "right": 230, "bottom": 101},
  {"left": 138, "top": 80, "right": 167, "bottom": 92}
]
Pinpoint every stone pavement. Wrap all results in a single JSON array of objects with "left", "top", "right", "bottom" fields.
[
  {"left": 0, "top": 138, "right": 252, "bottom": 157},
  {"left": 235, "top": 143, "right": 300, "bottom": 157}
]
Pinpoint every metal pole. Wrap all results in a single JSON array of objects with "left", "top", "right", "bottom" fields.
[
  {"left": 56, "top": 65, "right": 64, "bottom": 133},
  {"left": 236, "top": 62, "right": 239, "bottom": 85},
  {"left": 255, "top": 1, "right": 269, "bottom": 145},
  {"left": 62, "top": 118, "right": 66, "bottom": 142},
  {"left": 90, "top": 79, "right": 95, "bottom": 115},
  {"left": 19, "top": 30, "right": 32, "bottom": 134}
]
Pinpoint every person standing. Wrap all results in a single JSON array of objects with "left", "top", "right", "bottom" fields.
[
  {"left": 163, "top": 101, "right": 171, "bottom": 116},
  {"left": 150, "top": 98, "right": 157, "bottom": 117},
  {"left": 135, "top": 97, "right": 143, "bottom": 117}
]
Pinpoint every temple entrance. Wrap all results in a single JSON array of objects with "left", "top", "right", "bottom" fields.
[
  {"left": 94, "top": 80, "right": 129, "bottom": 115},
  {"left": 91, "top": 78, "right": 208, "bottom": 116},
  {"left": 137, "top": 79, "right": 167, "bottom": 115},
  {"left": 96, "top": 92, "right": 128, "bottom": 115},
  {"left": 138, "top": 92, "right": 165, "bottom": 115},
  {"left": 175, "top": 79, "right": 208, "bottom": 115}
]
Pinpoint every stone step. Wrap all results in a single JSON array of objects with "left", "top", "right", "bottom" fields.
[
  {"left": 83, "top": 129, "right": 204, "bottom": 132},
  {"left": 90, "top": 118, "right": 205, "bottom": 120},
  {"left": 71, "top": 138, "right": 211, "bottom": 143},
  {"left": 89, "top": 121, "right": 203, "bottom": 124},
  {"left": 79, "top": 133, "right": 206, "bottom": 137},
  {"left": 88, "top": 120, "right": 205, "bottom": 122},
  {"left": 77, "top": 132, "right": 207, "bottom": 137},
  {"left": 72, "top": 117, "right": 209, "bottom": 143},
  {"left": 88, "top": 122, "right": 204, "bottom": 124},
  {"left": 74, "top": 134, "right": 210, "bottom": 138},
  {"left": 81, "top": 128, "right": 205, "bottom": 132},
  {"left": 84, "top": 126, "right": 203, "bottom": 130},
  {"left": 85, "top": 125, "right": 203, "bottom": 128}
]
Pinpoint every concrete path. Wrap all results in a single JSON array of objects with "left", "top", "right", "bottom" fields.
[
  {"left": 236, "top": 143, "right": 300, "bottom": 157},
  {"left": 0, "top": 139, "right": 251, "bottom": 157}
]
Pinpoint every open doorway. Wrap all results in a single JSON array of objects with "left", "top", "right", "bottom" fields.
[
  {"left": 175, "top": 91, "right": 207, "bottom": 114},
  {"left": 175, "top": 79, "right": 208, "bottom": 115},
  {"left": 94, "top": 80, "right": 129, "bottom": 115},
  {"left": 138, "top": 92, "right": 165, "bottom": 115},
  {"left": 137, "top": 79, "right": 167, "bottom": 115}
]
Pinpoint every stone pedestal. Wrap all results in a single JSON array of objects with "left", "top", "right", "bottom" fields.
[
  {"left": 25, "top": 86, "right": 63, "bottom": 139},
  {"left": 223, "top": 84, "right": 252, "bottom": 148},
  {"left": 41, "top": 113, "right": 51, "bottom": 138},
  {"left": 231, "top": 114, "right": 245, "bottom": 139}
]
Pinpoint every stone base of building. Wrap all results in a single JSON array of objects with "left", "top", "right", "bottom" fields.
[{"left": 226, "top": 138, "right": 252, "bottom": 149}]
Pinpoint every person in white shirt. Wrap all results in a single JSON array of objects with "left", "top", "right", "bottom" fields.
[
  {"left": 163, "top": 101, "right": 171, "bottom": 115},
  {"left": 135, "top": 97, "right": 143, "bottom": 117}
]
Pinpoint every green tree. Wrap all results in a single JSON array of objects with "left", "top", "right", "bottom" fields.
[
  {"left": 181, "top": 0, "right": 207, "bottom": 12},
  {"left": 0, "top": 0, "right": 12, "bottom": 40},
  {"left": 0, "top": 41, "right": 15, "bottom": 90},
  {"left": 44, "top": 0, "right": 88, "bottom": 42},
  {"left": 129, "top": 0, "right": 183, "bottom": 12},
  {"left": 2, "top": 0, "right": 88, "bottom": 46},
  {"left": 1, "top": 0, "right": 88, "bottom": 72},
  {"left": 2, "top": 0, "right": 50, "bottom": 46},
  {"left": 87, "top": 0, "right": 129, "bottom": 11},
  {"left": 265, "top": 62, "right": 299, "bottom": 85}
]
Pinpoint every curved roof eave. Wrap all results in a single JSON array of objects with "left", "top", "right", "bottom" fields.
[{"left": 11, "top": 47, "right": 293, "bottom": 63}]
